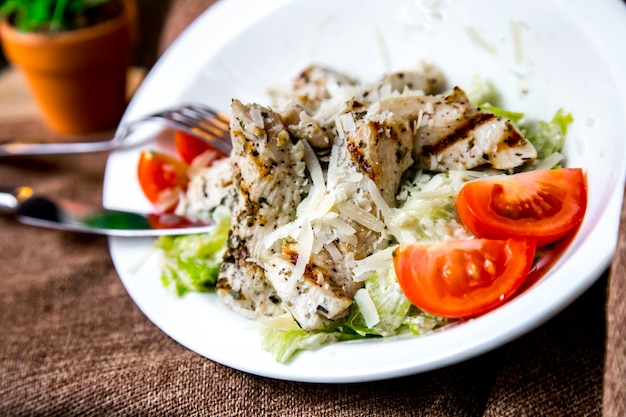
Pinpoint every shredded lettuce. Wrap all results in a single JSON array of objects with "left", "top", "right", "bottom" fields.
[
  {"left": 155, "top": 214, "right": 230, "bottom": 296},
  {"left": 467, "top": 75, "right": 524, "bottom": 121},
  {"left": 363, "top": 270, "right": 412, "bottom": 335},
  {"left": 403, "top": 310, "right": 449, "bottom": 336},
  {"left": 479, "top": 104, "right": 525, "bottom": 123},
  {"left": 466, "top": 75, "right": 500, "bottom": 106},
  {"left": 468, "top": 75, "right": 573, "bottom": 169},
  {"left": 339, "top": 270, "right": 412, "bottom": 337},
  {"left": 260, "top": 327, "right": 339, "bottom": 364},
  {"left": 258, "top": 267, "right": 449, "bottom": 363},
  {"left": 259, "top": 306, "right": 374, "bottom": 363},
  {"left": 519, "top": 108, "right": 573, "bottom": 163}
]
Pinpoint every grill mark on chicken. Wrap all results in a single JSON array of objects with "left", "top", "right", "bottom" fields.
[
  {"left": 420, "top": 112, "right": 495, "bottom": 156},
  {"left": 379, "top": 87, "right": 537, "bottom": 171},
  {"left": 501, "top": 125, "right": 526, "bottom": 147},
  {"left": 344, "top": 114, "right": 414, "bottom": 203},
  {"left": 346, "top": 138, "right": 375, "bottom": 180},
  {"left": 217, "top": 100, "right": 306, "bottom": 319},
  {"left": 283, "top": 244, "right": 343, "bottom": 293}
]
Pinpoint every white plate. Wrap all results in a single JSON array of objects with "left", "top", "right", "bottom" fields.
[{"left": 103, "top": 0, "right": 626, "bottom": 383}]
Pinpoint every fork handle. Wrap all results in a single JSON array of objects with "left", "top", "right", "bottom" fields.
[{"left": 0, "top": 138, "right": 116, "bottom": 157}]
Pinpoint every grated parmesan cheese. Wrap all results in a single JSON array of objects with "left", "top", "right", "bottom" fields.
[
  {"left": 175, "top": 63, "right": 545, "bottom": 335},
  {"left": 354, "top": 288, "right": 380, "bottom": 327},
  {"left": 293, "top": 218, "right": 314, "bottom": 281}
]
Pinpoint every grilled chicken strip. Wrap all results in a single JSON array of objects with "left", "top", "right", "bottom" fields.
[
  {"left": 380, "top": 87, "right": 537, "bottom": 171},
  {"left": 368, "top": 63, "right": 445, "bottom": 97},
  {"left": 340, "top": 102, "right": 415, "bottom": 203},
  {"left": 282, "top": 63, "right": 444, "bottom": 111},
  {"left": 219, "top": 99, "right": 365, "bottom": 330},
  {"left": 287, "top": 64, "right": 357, "bottom": 114},
  {"left": 275, "top": 64, "right": 446, "bottom": 151},
  {"left": 221, "top": 99, "right": 362, "bottom": 330},
  {"left": 261, "top": 107, "right": 414, "bottom": 331},
  {"left": 278, "top": 104, "right": 332, "bottom": 149},
  {"left": 315, "top": 107, "right": 414, "bottom": 294},
  {"left": 217, "top": 99, "right": 308, "bottom": 319},
  {"left": 273, "top": 64, "right": 358, "bottom": 149}
]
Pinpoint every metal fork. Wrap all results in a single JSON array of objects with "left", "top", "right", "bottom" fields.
[{"left": 0, "top": 103, "right": 232, "bottom": 157}]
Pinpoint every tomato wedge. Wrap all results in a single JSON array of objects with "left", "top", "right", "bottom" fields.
[
  {"left": 174, "top": 130, "right": 226, "bottom": 164},
  {"left": 455, "top": 168, "right": 587, "bottom": 247},
  {"left": 393, "top": 238, "right": 536, "bottom": 318},
  {"left": 147, "top": 213, "right": 199, "bottom": 229},
  {"left": 137, "top": 149, "right": 189, "bottom": 211}
]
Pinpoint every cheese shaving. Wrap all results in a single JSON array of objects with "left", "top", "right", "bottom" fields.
[
  {"left": 337, "top": 201, "right": 385, "bottom": 233},
  {"left": 293, "top": 218, "right": 313, "bottom": 281},
  {"left": 354, "top": 288, "right": 380, "bottom": 327}
]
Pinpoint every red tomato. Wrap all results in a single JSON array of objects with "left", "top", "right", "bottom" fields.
[
  {"left": 393, "top": 238, "right": 536, "bottom": 318},
  {"left": 455, "top": 168, "right": 587, "bottom": 247},
  {"left": 174, "top": 130, "right": 226, "bottom": 164},
  {"left": 147, "top": 213, "right": 200, "bottom": 229},
  {"left": 137, "top": 149, "right": 189, "bottom": 211}
]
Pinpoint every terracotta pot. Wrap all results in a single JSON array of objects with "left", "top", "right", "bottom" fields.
[{"left": 0, "top": 0, "right": 137, "bottom": 134}]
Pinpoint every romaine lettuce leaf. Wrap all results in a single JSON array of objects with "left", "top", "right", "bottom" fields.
[
  {"left": 260, "top": 327, "right": 339, "bottom": 364},
  {"left": 520, "top": 108, "right": 573, "bottom": 162},
  {"left": 466, "top": 75, "right": 500, "bottom": 106},
  {"left": 403, "top": 309, "right": 449, "bottom": 336},
  {"left": 479, "top": 104, "right": 525, "bottom": 123},
  {"left": 258, "top": 267, "right": 448, "bottom": 363},
  {"left": 360, "top": 269, "right": 412, "bottom": 336},
  {"left": 155, "top": 214, "right": 230, "bottom": 296}
]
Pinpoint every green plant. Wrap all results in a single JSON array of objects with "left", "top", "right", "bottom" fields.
[{"left": 0, "top": 0, "right": 122, "bottom": 32}]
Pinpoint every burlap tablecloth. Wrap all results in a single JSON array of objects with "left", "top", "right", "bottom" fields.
[
  {"left": 1, "top": 1, "right": 625, "bottom": 415},
  {"left": 2, "top": 108, "right": 624, "bottom": 417}
]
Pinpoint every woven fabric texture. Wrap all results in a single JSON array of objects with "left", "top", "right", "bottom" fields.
[{"left": 1, "top": 1, "right": 624, "bottom": 414}]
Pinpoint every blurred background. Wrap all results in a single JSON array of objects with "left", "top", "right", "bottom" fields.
[
  {"left": 0, "top": 0, "right": 199, "bottom": 70},
  {"left": 0, "top": 0, "right": 216, "bottom": 136}
]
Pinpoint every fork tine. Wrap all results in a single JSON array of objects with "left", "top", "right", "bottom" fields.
[
  {"left": 168, "top": 109, "right": 231, "bottom": 139},
  {"left": 155, "top": 104, "right": 233, "bottom": 154},
  {"left": 179, "top": 125, "right": 232, "bottom": 155},
  {"left": 197, "top": 121, "right": 230, "bottom": 139},
  {"left": 184, "top": 103, "right": 231, "bottom": 125},
  {"left": 187, "top": 108, "right": 229, "bottom": 128},
  {"left": 175, "top": 122, "right": 231, "bottom": 152},
  {"left": 182, "top": 105, "right": 231, "bottom": 133},
  {"left": 172, "top": 105, "right": 231, "bottom": 131},
  {"left": 192, "top": 131, "right": 232, "bottom": 154}
]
